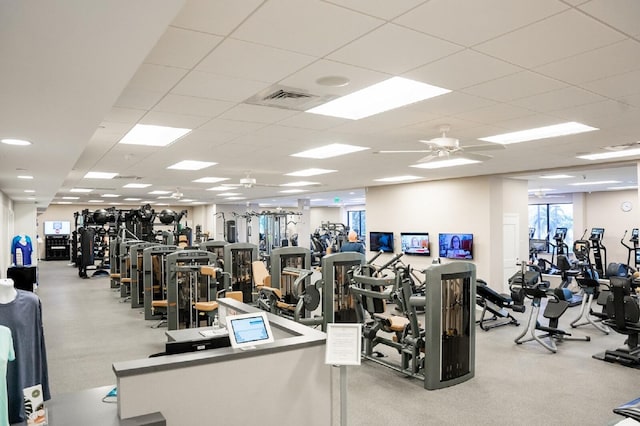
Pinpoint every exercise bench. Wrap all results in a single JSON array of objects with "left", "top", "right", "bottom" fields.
[{"left": 476, "top": 279, "right": 523, "bottom": 331}]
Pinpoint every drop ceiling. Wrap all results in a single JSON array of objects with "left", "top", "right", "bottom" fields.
[{"left": 1, "top": 0, "right": 639, "bottom": 211}]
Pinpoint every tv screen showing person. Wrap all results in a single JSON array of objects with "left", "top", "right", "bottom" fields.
[
  {"left": 369, "top": 232, "right": 393, "bottom": 253},
  {"left": 400, "top": 233, "right": 430, "bottom": 255},
  {"left": 439, "top": 233, "right": 473, "bottom": 259}
]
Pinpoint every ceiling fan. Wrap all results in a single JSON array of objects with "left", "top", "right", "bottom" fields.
[
  {"left": 169, "top": 188, "right": 184, "bottom": 200},
  {"left": 376, "top": 125, "right": 504, "bottom": 163},
  {"left": 222, "top": 173, "right": 281, "bottom": 189}
]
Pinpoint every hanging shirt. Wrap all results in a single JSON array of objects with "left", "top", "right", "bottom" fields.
[
  {"left": 0, "top": 326, "right": 14, "bottom": 426},
  {"left": 0, "top": 290, "right": 49, "bottom": 423},
  {"left": 11, "top": 236, "right": 33, "bottom": 266}
]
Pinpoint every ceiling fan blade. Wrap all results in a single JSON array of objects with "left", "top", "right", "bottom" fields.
[
  {"left": 417, "top": 154, "right": 438, "bottom": 163},
  {"left": 376, "top": 149, "right": 432, "bottom": 154},
  {"left": 456, "top": 152, "right": 493, "bottom": 161},
  {"left": 461, "top": 143, "right": 505, "bottom": 152}
]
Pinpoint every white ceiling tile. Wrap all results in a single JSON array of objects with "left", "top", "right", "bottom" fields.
[
  {"left": 484, "top": 113, "right": 569, "bottom": 132},
  {"left": 475, "top": 9, "right": 626, "bottom": 69},
  {"left": 325, "top": 0, "right": 426, "bottom": 20},
  {"left": 463, "top": 71, "right": 567, "bottom": 102},
  {"left": 102, "top": 107, "right": 147, "bottom": 124},
  {"left": 198, "top": 118, "right": 267, "bottom": 135},
  {"left": 171, "top": 0, "right": 264, "bottom": 36},
  {"left": 139, "top": 111, "right": 212, "bottom": 129},
  {"left": 153, "top": 94, "right": 234, "bottom": 117},
  {"left": 579, "top": 0, "right": 640, "bottom": 37},
  {"left": 394, "top": 0, "right": 567, "bottom": 47},
  {"left": 535, "top": 39, "right": 640, "bottom": 85},
  {"left": 455, "top": 103, "right": 535, "bottom": 126},
  {"left": 248, "top": 124, "right": 319, "bottom": 142},
  {"left": 327, "top": 23, "right": 462, "bottom": 75},
  {"left": 218, "top": 104, "right": 299, "bottom": 124},
  {"left": 583, "top": 68, "right": 640, "bottom": 99},
  {"left": 405, "top": 49, "right": 522, "bottom": 90},
  {"left": 196, "top": 38, "right": 316, "bottom": 83},
  {"left": 624, "top": 92, "right": 640, "bottom": 108},
  {"left": 114, "top": 87, "right": 165, "bottom": 110},
  {"left": 231, "top": 0, "right": 383, "bottom": 57},
  {"left": 171, "top": 70, "right": 270, "bottom": 102},
  {"left": 126, "top": 63, "right": 188, "bottom": 92},
  {"left": 511, "top": 86, "right": 605, "bottom": 112},
  {"left": 279, "top": 59, "right": 387, "bottom": 97},
  {"left": 416, "top": 91, "right": 496, "bottom": 116},
  {"left": 278, "top": 112, "right": 348, "bottom": 130},
  {"left": 144, "top": 26, "right": 223, "bottom": 69}
]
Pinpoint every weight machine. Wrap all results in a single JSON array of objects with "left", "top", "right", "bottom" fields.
[
  {"left": 129, "top": 242, "right": 159, "bottom": 309},
  {"left": 319, "top": 252, "right": 365, "bottom": 331},
  {"left": 223, "top": 243, "right": 259, "bottom": 303},
  {"left": 166, "top": 250, "right": 217, "bottom": 330},
  {"left": 142, "top": 245, "right": 180, "bottom": 321},
  {"left": 199, "top": 240, "right": 227, "bottom": 267},
  {"left": 118, "top": 239, "right": 144, "bottom": 299}
]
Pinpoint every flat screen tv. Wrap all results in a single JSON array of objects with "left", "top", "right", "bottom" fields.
[
  {"left": 439, "top": 233, "right": 473, "bottom": 260},
  {"left": 369, "top": 231, "right": 394, "bottom": 253},
  {"left": 44, "top": 220, "right": 71, "bottom": 235},
  {"left": 400, "top": 232, "right": 430, "bottom": 256}
]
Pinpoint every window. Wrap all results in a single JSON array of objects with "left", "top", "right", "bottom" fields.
[
  {"left": 529, "top": 203, "right": 574, "bottom": 253},
  {"left": 347, "top": 210, "right": 366, "bottom": 240}
]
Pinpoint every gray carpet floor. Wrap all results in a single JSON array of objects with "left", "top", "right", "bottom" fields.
[{"left": 35, "top": 260, "right": 637, "bottom": 425}]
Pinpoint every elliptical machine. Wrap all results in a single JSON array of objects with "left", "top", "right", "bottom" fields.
[
  {"left": 621, "top": 229, "right": 640, "bottom": 270},
  {"left": 537, "top": 227, "right": 568, "bottom": 274},
  {"left": 588, "top": 227, "right": 607, "bottom": 278}
]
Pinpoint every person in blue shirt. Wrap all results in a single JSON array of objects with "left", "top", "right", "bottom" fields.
[{"left": 340, "top": 231, "right": 365, "bottom": 254}]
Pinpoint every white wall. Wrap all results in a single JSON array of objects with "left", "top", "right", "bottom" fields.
[
  {"left": 365, "top": 176, "right": 528, "bottom": 288},
  {"left": 310, "top": 207, "right": 343, "bottom": 230},
  {"left": 0, "top": 191, "right": 14, "bottom": 276},
  {"left": 13, "top": 202, "right": 38, "bottom": 265}
]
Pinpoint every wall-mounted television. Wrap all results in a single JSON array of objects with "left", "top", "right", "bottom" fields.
[
  {"left": 44, "top": 220, "right": 71, "bottom": 235},
  {"left": 400, "top": 232, "right": 430, "bottom": 256},
  {"left": 439, "top": 233, "right": 473, "bottom": 260},
  {"left": 369, "top": 231, "right": 394, "bottom": 253}
]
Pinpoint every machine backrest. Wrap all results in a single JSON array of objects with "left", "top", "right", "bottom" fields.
[
  {"left": 605, "top": 276, "right": 640, "bottom": 330},
  {"left": 556, "top": 255, "right": 572, "bottom": 271},
  {"left": 251, "top": 261, "right": 271, "bottom": 287}
]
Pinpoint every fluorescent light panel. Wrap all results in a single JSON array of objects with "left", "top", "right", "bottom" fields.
[
  {"left": 101, "top": 194, "right": 120, "bottom": 198},
  {"left": 24, "top": 190, "right": 35, "bottom": 193},
  {"left": 577, "top": 147, "right": 640, "bottom": 161},
  {"left": 17, "top": 175, "right": 33, "bottom": 179},
  {"left": 479, "top": 122, "right": 598, "bottom": 144},
  {"left": 123, "top": 183, "right": 151, "bottom": 188},
  {"left": 280, "top": 181, "right": 318, "bottom": 187},
  {"left": 1, "top": 138, "right": 31, "bottom": 146},
  {"left": 286, "top": 168, "right": 337, "bottom": 177},
  {"left": 374, "top": 175, "right": 421, "bottom": 183},
  {"left": 167, "top": 160, "right": 216, "bottom": 171},
  {"left": 608, "top": 185, "right": 637, "bottom": 190},
  {"left": 225, "top": 197, "right": 246, "bottom": 200},
  {"left": 540, "top": 174, "right": 573, "bottom": 179},
  {"left": 88, "top": 200, "right": 104, "bottom": 203},
  {"left": 118, "top": 124, "right": 192, "bottom": 147},
  {"left": 528, "top": 188, "right": 553, "bottom": 193},
  {"left": 411, "top": 158, "right": 480, "bottom": 169},
  {"left": 217, "top": 192, "right": 241, "bottom": 196},
  {"left": 84, "top": 171, "right": 118, "bottom": 179},
  {"left": 148, "top": 190, "right": 171, "bottom": 195},
  {"left": 306, "top": 77, "right": 450, "bottom": 120},
  {"left": 192, "top": 177, "right": 228, "bottom": 183},
  {"left": 124, "top": 198, "right": 141, "bottom": 201},
  {"left": 207, "top": 186, "right": 230, "bottom": 191},
  {"left": 291, "top": 143, "right": 368, "bottom": 159},
  {"left": 62, "top": 196, "right": 79, "bottom": 200},
  {"left": 70, "top": 188, "right": 92, "bottom": 193},
  {"left": 570, "top": 180, "right": 620, "bottom": 186},
  {"left": 280, "top": 189, "right": 307, "bottom": 194},
  {"left": 57, "top": 201, "right": 72, "bottom": 204}
]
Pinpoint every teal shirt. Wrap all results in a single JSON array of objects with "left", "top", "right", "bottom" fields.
[{"left": 0, "top": 326, "right": 15, "bottom": 426}]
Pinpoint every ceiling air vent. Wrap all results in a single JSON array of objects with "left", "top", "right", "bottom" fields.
[{"left": 244, "top": 85, "right": 336, "bottom": 111}]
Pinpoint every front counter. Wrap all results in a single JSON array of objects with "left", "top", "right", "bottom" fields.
[{"left": 112, "top": 298, "right": 330, "bottom": 425}]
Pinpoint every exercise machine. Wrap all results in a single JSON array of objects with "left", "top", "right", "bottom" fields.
[
  {"left": 199, "top": 240, "right": 227, "bottom": 267},
  {"left": 118, "top": 239, "right": 144, "bottom": 299},
  {"left": 589, "top": 227, "right": 607, "bottom": 278},
  {"left": 513, "top": 263, "right": 590, "bottom": 353},
  {"left": 570, "top": 239, "right": 610, "bottom": 334},
  {"left": 223, "top": 243, "right": 259, "bottom": 303},
  {"left": 555, "top": 254, "right": 583, "bottom": 307},
  {"left": 538, "top": 227, "right": 568, "bottom": 274},
  {"left": 593, "top": 276, "right": 640, "bottom": 368},
  {"left": 621, "top": 229, "right": 640, "bottom": 270},
  {"left": 475, "top": 279, "right": 524, "bottom": 331},
  {"left": 142, "top": 245, "right": 180, "bottom": 321},
  {"left": 166, "top": 250, "right": 217, "bottom": 330},
  {"left": 319, "top": 252, "right": 365, "bottom": 331},
  {"left": 129, "top": 241, "right": 159, "bottom": 309}
]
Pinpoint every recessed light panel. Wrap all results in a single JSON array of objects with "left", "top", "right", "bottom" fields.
[
  {"left": 118, "top": 124, "right": 192, "bottom": 147},
  {"left": 124, "top": 198, "right": 142, "bottom": 201},
  {"left": 207, "top": 186, "right": 230, "bottom": 191},
  {"left": 280, "top": 189, "right": 307, "bottom": 194},
  {"left": 1, "top": 138, "right": 31, "bottom": 146},
  {"left": 286, "top": 168, "right": 337, "bottom": 177},
  {"left": 374, "top": 175, "right": 421, "bottom": 183},
  {"left": 225, "top": 197, "right": 246, "bottom": 200},
  {"left": 479, "top": 122, "right": 598, "bottom": 145},
  {"left": 123, "top": 183, "right": 151, "bottom": 188},
  {"left": 306, "top": 77, "right": 450, "bottom": 120},
  {"left": 167, "top": 160, "right": 216, "bottom": 171},
  {"left": 192, "top": 177, "right": 228, "bottom": 183},
  {"left": 62, "top": 196, "right": 79, "bottom": 200},
  {"left": 70, "top": 188, "right": 92, "bottom": 193},
  {"left": 280, "top": 181, "right": 319, "bottom": 187},
  {"left": 17, "top": 175, "right": 33, "bottom": 179},
  {"left": 84, "top": 171, "right": 118, "bottom": 179},
  {"left": 88, "top": 200, "right": 104, "bottom": 203},
  {"left": 101, "top": 194, "right": 120, "bottom": 198},
  {"left": 149, "top": 190, "right": 171, "bottom": 195},
  {"left": 410, "top": 158, "right": 480, "bottom": 169},
  {"left": 540, "top": 174, "right": 573, "bottom": 179},
  {"left": 291, "top": 143, "right": 368, "bottom": 159},
  {"left": 569, "top": 180, "right": 620, "bottom": 186},
  {"left": 577, "top": 147, "right": 640, "bottom": 161}
]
